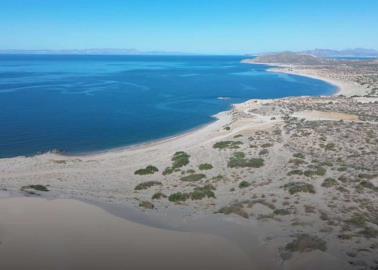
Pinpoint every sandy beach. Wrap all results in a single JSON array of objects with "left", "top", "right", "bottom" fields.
[
  {"left": 0, "top": 196, "right": 256, "bottom": 270},
  {"left": 0, "top": 58, "right": 377, "bottom": 269}
]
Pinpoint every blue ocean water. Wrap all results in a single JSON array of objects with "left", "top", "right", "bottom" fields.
[{"left": 0, "top": 55, "right": 336, "bottom": 158}]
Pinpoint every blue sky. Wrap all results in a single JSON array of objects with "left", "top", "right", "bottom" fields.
[{"left": 0, "top": 0, "right": 377, "bottom": 54}]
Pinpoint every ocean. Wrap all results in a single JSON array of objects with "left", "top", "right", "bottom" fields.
[{"left": 0, "top": 55, "right": 336, "bottom": 158}]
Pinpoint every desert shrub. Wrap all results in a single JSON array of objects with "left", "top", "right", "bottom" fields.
[
  {"left": 285, "top": 234, "right": 327, "bottom": 253},
  {"left": 273, "top": 128, "right": 281, "bottom": 135},
  {"left": 320, "top": 143, "right": 336, "bottom": 151},
  {"left": 289, "top": 159, "right": 306, "bottom": 165},
  {"left": 284, "top": 182, "right": 315, "bottom": 194},
  {"left": 304, "top": 205, "right": 316, "bottom": 213},
  {"left": 139, "top": 201, "right": 154, "bottom": 209},
  {"left": 198, "top": 163, "right": 213, "bottom": 170},
  {"left": 321, "top": 178, "right": 337, "bottom": 188},
  {"left": 171, "top": 151, "right": 190, "bottom": 168},
  {"left": 135, "top": 181, "right": 162, "bottom": 190},
  {"left": 217, "top": 203, "right": 248, "bottom": 219},
  {"left": 152, "top": 192, "right": 167, "bottom": 200},
  {"left": 287, "top": 170, "right": 303, "bottom": 176},
  {"left": 180, "top": 173, "right": 206, "bottom": 182},
  {"left": 191, "top": 185, "right": 216, "bottom": 200},
  {"left": 320, "top": 161, "right": 333, "bottom": 167},
  {"left": 134, "top": 165, "right": 159, "bottom": 175},
  {"left": 259, "top": 149, "right": 269, "bottom": 155},
  {"left": 358, "top": 181, "right": 377, "bottom": 191},
  {"left": 228, "top": 152, "right": 264, "bottom": 168},
  {"left": 293, "top": 153, "right": 305, "bottom": 159},
  {"left": 304, "top": 166, "right": 326, "bottom": 177},
  {"left": 168, "top": 192, "right": 190, "bottom": 202},
  {"left": 213, "top": 141, "right": 243, "bottom": 150},
  {"left": 261, "top": 143, "right": 273, "bottom": 148},
  {"left": 239, "top": 181, "right": 251, "bottom": 188},
  {"left": 211, "top": 175, "right": 225, "bottom": 182},
  {"left": 162, "top": 167, "right": 175, "bottom": 175},
  {"left": 358, "top": 227, "right": 378, "bottom": 238},
  {"left": 274, "top": 209, "right": 290, "bottom": 215},
  {"left": 358, "top": 173, "right": 378, "bottom": 180},
  {"left": 21, "top": 184, "right": 49, "bottom": 192},
  {"left": 346, "top": 212, "right": 367, "bottom": 227},
  {"left": 163, "top": 151, "right": 190, "bottom": 175}
]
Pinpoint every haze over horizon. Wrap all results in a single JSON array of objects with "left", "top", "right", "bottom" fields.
[{"left": 1, "top": 0, "right": 377, "bottom": 54}]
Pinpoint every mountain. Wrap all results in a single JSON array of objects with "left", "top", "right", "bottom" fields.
[
  {"left": 0, "top": 48, "right": 194, "bottom": 55},
  {"left": 302, "top": 48, "right": 378, "bottom": 58},
  {"left": 248, "top": 52, "right": 327, "bottom": 65}
]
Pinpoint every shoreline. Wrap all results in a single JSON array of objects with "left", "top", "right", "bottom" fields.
[
  {"left": 241, "top": 59, "right": 368, "bottom": 97},
  {"left": 60, "top": 61, "right": 343, "bottom": 158}
]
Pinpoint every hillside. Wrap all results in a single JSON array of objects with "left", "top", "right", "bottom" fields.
[
  {"left": 302, "top": 48, "right": 378, "bottom": 58},
  {"left": 250, "top": 52, "right": 327, "bottom": 65}
]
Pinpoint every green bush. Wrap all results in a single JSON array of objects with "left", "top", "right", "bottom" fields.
[
  {"left": 320, "top": 143, "right": 336, "bottom": 151},
  {"left": 304, "top": 166, "right": 326, "bottom": 177},
  {"left": 180, "top": 173, "right": 206, "bottom": 182},
  {"left": 168, "top": 192, "right": 190, "bottom": 202},
  {"left": 293, "top": 153, "right": 305, "bottom": 159},
  {"left": 239, "top": 181, "right": 251, "bottom": 188},
  {"left": 284, "top": 182, "right": 315, "bottom": 194},
  {"left": 346, "top": 212, "right": 367, "bottom": 227},
  {"left": 288, "top": 159, "right": 306, "bottom": 165},
  {"left": 152, "top": 192, "right": 167, "bottom": 200},
  {"left": 134, "top": 181, "right": 162, "bottom": 190},
  {"left": 198, "top": 163, "right": 213, "bottom": 170},
  {"left": 191, "top": 185, "right": 216, "bottom": 200},
  {"left": 172, "top": 151, "right": 190, "bottom": 168},
  {"left": 162, "top": 166, "right": 175, "bottom": 175},
  {"left": 285, "top": 234, "right": 327, "bottom": 253},
  {"left": 163, "top": 151, "right": 191, "bottom": 175},
  {"left": 228, "top": 152, "right": 264, "bottom": 168},
  {"left": 213, "top": 141, "right": 243, "bottom": 150},
  {"left": 134, "top": 165, "right": 159, "bottom": 175},
  {"left": 287, "top": 170, "right": 304, "bottom": 176},
  {"left": 358, "top": 180, "right": 377, "bottom": 191},
  {"left": 358, "top": 227, "right": 378, "bottom": 238},
  {"left": 139, "top": 201, "right": 154, "bottom": 209},
  {"left": 217, "top": 203, "right": 248, "bottom": 219},
  {"left": 274, "top": 209, "right": 290, "bottom": 215},
  {"left": 261, "top": 143, "right": 273, "bottom": 148},
  {"left": 21, "top": 184, "right": 49, "bottom": 192},
  {"left": 321, "top": 178, "right": 337, "bottom": 188}
]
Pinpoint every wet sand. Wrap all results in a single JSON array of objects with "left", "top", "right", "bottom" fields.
[{"left": 0, "top": 197, "right": 254, "bottom": 270}]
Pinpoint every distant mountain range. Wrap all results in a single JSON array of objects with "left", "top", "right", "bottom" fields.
[
  {"left": 1, "top": 48, "right": 377, "bottom": 57},
  {"left": 0, "top": 48, "right": 195, "bottom": 55},
  {"left": 301, "top": 48, "right": 378, "bottom": 58}
]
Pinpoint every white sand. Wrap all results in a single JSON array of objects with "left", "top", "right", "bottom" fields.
[{"left": 0, "top": 197, "right": 254, "bottom": 270}]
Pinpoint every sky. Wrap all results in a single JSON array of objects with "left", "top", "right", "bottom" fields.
[{"left": 0, "top": 0, "right": 377, "bottom": 54}]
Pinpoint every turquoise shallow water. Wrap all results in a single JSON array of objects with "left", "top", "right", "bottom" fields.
[{"left": 0, "top": 55, "right": 336, "bottom": 158}]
